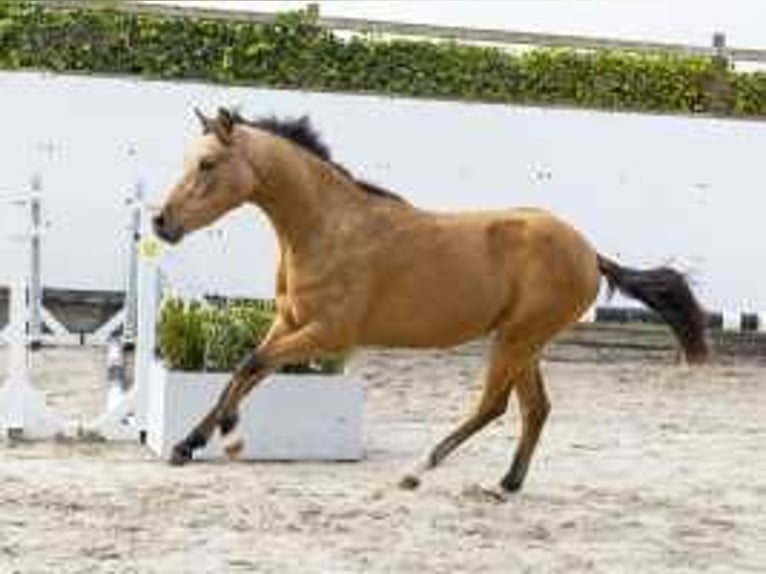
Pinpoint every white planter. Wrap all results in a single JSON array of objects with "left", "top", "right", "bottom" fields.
[{"left": 146, "top": 361, "right": 365, "bottom": 461}]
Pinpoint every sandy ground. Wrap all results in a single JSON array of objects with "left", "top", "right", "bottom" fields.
[{"left": 0, "top": 342, "right": 765, "bottom": 574}]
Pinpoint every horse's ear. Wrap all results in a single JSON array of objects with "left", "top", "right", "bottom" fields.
[
  {"left": 194, "top": 108, "right": 212, "bottom": 133},
  {"left": 210, "top": 107, "right": 234, "bottom": 145},
  {"left": 218, "top": 107, "right": 234, "bottom": 128}
]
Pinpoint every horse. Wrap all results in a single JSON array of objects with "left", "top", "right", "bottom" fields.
[{"left": 153, "top": 107, "right": 708, "bottom": 493}]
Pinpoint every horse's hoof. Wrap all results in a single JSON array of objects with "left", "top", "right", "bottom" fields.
[
  {"left": 499, "top": 476, "right": 523, "bottom": 494},
  {"left": 462, "top": 483, "right": 510, "bottom": 504},
  {"left": 221, "top": 425, "right": 245, "bottom": 460},
  {"left": 224, "top": 439, "right": 244, "bottom": 460},
  {"left": 169, "top": 444, "right": 193, "bottom": 466},
  {"left": 398, "top": 474, "right": 421, "bottom": 490}
]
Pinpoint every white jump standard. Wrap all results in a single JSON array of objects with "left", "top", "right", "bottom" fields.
[
  {"left": 0, "top": 194, "right": 154, "bottom": 442},
  {"left": 1, "top": 194, "right": 366, "bottom": 459},
  {"left": 0, "top": 194, "right": 69, "bottom": 439}
]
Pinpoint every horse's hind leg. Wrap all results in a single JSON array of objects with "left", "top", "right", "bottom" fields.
[
  {"left": 500, "top": 361, "right": 550, "bottom": 492},
  {"left": 400, "top": 336, "right": 528, "bottom": 488}
]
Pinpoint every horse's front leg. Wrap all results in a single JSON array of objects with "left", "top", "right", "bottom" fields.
[
  {"left": 169, "top": 319, "right": 328, "bottom": 465},
  {"left": 168, "top": 351, "right": 273, "bottom": 465}
]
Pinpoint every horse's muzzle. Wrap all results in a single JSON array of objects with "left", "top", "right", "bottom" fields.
[{"left": 152, "top": 212, "right": 184, "bottom": 244}]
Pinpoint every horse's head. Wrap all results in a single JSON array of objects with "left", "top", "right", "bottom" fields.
[{"left": 153, "top": 108, "right": 258, "bottom": 244}]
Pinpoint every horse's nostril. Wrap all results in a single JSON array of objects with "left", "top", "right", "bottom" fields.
[{"left": 152, "top": 211, "right": 184, "bottom": 244}]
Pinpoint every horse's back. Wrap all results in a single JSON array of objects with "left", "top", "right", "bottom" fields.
[{"left": 355, "top": 206, "right": 600, "bottom": 348}]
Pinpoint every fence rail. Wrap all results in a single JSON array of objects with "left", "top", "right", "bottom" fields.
[{"left": 31, "top": 0, "right": 766, "bottom": 64}]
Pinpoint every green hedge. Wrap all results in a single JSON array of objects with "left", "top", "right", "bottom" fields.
[
  {"left": 157, "top": 297, "right": 345, "bottom": 374},
  {"left": 1, "top": 2, "right": 765, "bottom": 117}
]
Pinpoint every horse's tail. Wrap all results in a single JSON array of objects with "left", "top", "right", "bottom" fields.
[{"left": 596, "top": 254, "right": 709, "bottom": 364}]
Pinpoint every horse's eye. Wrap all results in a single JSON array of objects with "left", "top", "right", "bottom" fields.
[{"left": 199, "top": 158, "right": 216, "bottom": 172}]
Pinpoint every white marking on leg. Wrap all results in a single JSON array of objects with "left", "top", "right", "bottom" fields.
[{"left": 220, "top": 425, "right": 245, "bottom": 459}]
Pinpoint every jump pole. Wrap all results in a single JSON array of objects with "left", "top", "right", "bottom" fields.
[
  {"left": 90, "top": 180, "right": 145, "bottom": 347},
  {"left": 84, "top": 202, "right": 161, "bottom": 441},
  {"left": 28, "top": 181, "right": 43, "bottom": 349}
]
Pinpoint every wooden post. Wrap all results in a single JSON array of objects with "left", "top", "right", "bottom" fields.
[{"left": 705, "top": 32, "right": 735, "bottom": 115}]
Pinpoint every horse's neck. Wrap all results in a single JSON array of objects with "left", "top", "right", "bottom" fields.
[{"left": 251, "top": 139, "right": 373, "bottom": 254}]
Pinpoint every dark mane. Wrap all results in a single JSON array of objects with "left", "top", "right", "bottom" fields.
[
  {"left": 250, "top": 115, "right": 333, "bottom": 162},
  {"left": 230, "top": 111, "right": 405, "bottom": 203}
]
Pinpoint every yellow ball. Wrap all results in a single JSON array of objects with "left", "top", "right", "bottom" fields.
[{"left": 139, "top": 237, "right": 163, "bottom": 260}]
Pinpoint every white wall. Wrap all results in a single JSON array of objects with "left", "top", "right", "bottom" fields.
[{"left": 0, "top": 71, "right": 764, "bottom": 312}]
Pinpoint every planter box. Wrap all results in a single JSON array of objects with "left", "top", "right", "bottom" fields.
[{"left": 146, "top": 361, "right": 365, "bottom": 461}]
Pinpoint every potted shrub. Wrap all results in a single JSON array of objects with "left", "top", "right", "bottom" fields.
[{"left": 146, "top": 298, "right": 364, "bottom": 461}]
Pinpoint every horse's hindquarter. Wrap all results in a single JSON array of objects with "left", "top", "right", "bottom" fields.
[
  {"left": 501, "top": 209, "right": 601, "bottom": 336},
  {"left": 356, "top": 208, "right": 598, "bottom": 348}
]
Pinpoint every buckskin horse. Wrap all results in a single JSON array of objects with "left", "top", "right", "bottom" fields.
[{"left": 153, "top": 108, "right": 708, "bottom": 493}]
